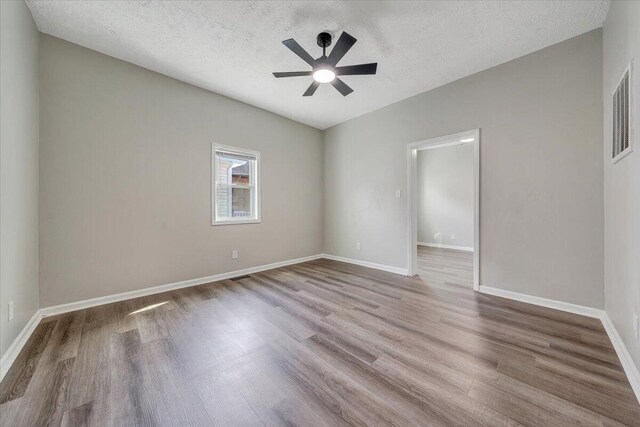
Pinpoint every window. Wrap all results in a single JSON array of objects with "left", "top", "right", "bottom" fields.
[
  {"left": 212, "top": 145, "right": 260, "bottom": 225},
  {"left": 612, "top": 61, "right": 634, "bottom": 163}
]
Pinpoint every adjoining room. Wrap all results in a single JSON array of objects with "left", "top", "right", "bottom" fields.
[
  {"left": 416, "top": 136, "right": 476, "bottom": 289},
  {"left": 2, "top": 1, "right": 639, "bottom": 425}
]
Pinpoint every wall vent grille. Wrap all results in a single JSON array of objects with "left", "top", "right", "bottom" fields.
[{"left": 612, "top": 62, "right": 634, "bottom": 162}]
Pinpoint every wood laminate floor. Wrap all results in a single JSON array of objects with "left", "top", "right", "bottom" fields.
[
  {"left": 1, "top": 258, "right": 639, "bottom": 426},
  {"left": 417, "top": 245, "right": 474, "bottom": 288}
]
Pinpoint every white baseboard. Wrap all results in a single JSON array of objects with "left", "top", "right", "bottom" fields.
[
  {"left": 478, "top": 285, "right": 604, "bottom": 319},
  {"left": 321, "top": 253, "right": 409, "bottom": 276},
  {"left": 0, "top": 310, "right": 41, "bottom": 382},
  {"left": 479, "top": 284, "right": 639, "bottom": 403},
  {"left": 0, "top": 254, "right": 323, "bottom": 382},
  {"left": 418, "top": 242, "right": 474, "bottom": 252},
  {"left": 3, "top": 256, "right": 638, "bottom": 405},
  {"left": 600, "top": 313, "right": 640, "bottom": 403},
  {"left": 40, "top": 254, "right": 324, "bottom": 317}
]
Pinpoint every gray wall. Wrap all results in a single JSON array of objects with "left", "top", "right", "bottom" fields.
[
  {"left": 324, "top": 30, "right": 604, "bottom": 308},
  {"left": 417, "top": 144, "right": 474, "bottom": 249},
  {"left": 603, "top": 1, "right": 640, "bottom": 369},
  {"left": 0, "top": 0, "right": 40, "bottom": 356},
  {"left": 39, "top": 35, "right": 323, "bottom": 307}
]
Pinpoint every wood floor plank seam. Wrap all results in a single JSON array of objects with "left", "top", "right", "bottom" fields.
[{"left": 1, "top": 253, "right": 639, "bottom": 426}]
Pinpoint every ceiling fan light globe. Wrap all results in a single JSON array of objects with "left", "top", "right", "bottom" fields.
[{"left": 313, "top": 68, "right": 336, "bottom": 83}]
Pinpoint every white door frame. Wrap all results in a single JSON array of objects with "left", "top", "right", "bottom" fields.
[{"left": 406, "top": 129, "right": 480, "bottom": 291}]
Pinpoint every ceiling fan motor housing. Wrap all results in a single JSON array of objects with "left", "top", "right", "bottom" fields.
[{"left": 317, "top": 32, "right": 332, "bottom": 49}]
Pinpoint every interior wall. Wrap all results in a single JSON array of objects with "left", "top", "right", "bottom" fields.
[
  {"left": 324, "top": 30, "right": 604, "bottom": 308},
  {"left": 38, "top": 35, "right": 324, "bottom": 308},
  {"left": 0, "top": 0, "right": 41, "bottom": 356},
  {"left": 417, "top": 143, "right": 474, "bottom": 249},
  {"left": 603, "top": 0, "right": 640, "bottom": 369}
]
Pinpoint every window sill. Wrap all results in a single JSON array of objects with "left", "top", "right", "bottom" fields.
[{"left": 212, "top": 219, "right": 261, "bottom": 226}]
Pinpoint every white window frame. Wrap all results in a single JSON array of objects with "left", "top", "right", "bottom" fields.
[
  {"left": 212, "top": 144, "right": 261, "bottom": 225},
  {"left": 611, "top": 60, "right": 634, "bottom": 164}
]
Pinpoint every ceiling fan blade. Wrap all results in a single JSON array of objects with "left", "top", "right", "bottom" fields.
[
  {"left": 336, "top": 63, "right": 377, "bottom": 76},
  {"left": 282, "top": 39, "right": 316, "bottom": 66},
  {"left": 326, "top": 31, "right": 357, "bottom": 66},
  {"left": 273, "top": 71, "right": 313, "bottom": 78},
  {"left": 303, "top": 81, "right": 320, "bottom": 97},
  {"left": 330, "top": 78, "right": 353, "bottom": 96}
]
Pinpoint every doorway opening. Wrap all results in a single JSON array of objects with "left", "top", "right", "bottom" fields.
[{"left": 406, "top": 129, "right": 480, "bottom": 290}]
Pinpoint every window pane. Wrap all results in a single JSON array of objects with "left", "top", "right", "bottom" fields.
[
  {"left": 217, "top": 153, "right": 254, "bottom": 185},
  {"left": 215, "top": 185, "right": 254, "bottom": 220},
  {"left": 216, "top": 151, "right": 255, "bottom": 163},
  {"left": 215, "top": 183, "right": 229, "bottom": 219},
  {"left": 231, "top": 187, "right": 252, "bottom": 218},
  {"left": 213, "top": 147, "right": 259, "bottom": 224},
  {"left": 230, "top": 161, "right": 250, "bottom": 185}
]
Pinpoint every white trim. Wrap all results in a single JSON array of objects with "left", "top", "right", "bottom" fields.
[
  {"left": 407, "top": 128, "right": 480, "bottom": 291},
  {"left": 212, "top": 219, "right": 262, "bottom": 226},
  {"left": 479, "top": 285, "right": 639, "bottom": 403},
  {"left": 0, "top": 254, "right": 321, "bottom": 382},
  {"left": 0, "top": 310, "right": 41, "bottom": 382},
  {"left": 472, "top": 134, "right": 480, "bottom": 290},
  {"left": 601, "top": 312, "right": 640, "bottom": 403},
  {"left": 212, "top": 143, "right": 261, "bottom": 226},
  {"left": 39, "top": 254, "right": 323, "bottom": 318},
  {"left": 611, "top": 60, "right": 634, "bottom": 164},
  {"left": 612, "top": 144, "right": 634, "bottom": 163},
  {"left": 3, "top": 257, "right": 638, "bottom": 404},
  {"left": 322, "top": 254, "right": 409, "bottom": 276},
  {"left": 418, "top": 242, "right": 474, "bottom": 252},
  {"left": 478, "top": 285, "right": 603, "bottom": 318}
]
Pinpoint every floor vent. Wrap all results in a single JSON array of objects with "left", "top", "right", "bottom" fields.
[{"left": 230, "top": 275, "right": 251, "bottom": 281}]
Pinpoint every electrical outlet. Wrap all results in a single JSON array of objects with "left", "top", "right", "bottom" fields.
[
  {"left": 450, "top": 234, "right": 456, "bottom": 240},
  {"left": 8, "top": 301, "right": 14, "bottom": 321},
  {"left": 356, "top": 242, "right": 361, "bottom": 250},
  {"left": 634, "top": 313, "right": 639, "bottom": 340},
  {"left": 232, "top": 250, "right": 238, "bottom": 259}
]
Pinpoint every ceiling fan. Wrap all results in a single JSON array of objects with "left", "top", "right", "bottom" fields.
[{"left": 273, "top": 31, "right": 377, "bottom": 97}]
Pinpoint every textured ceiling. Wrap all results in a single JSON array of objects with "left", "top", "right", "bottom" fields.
[{"left": 26, "top": 1, "right": 609, "bottom": 129}]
